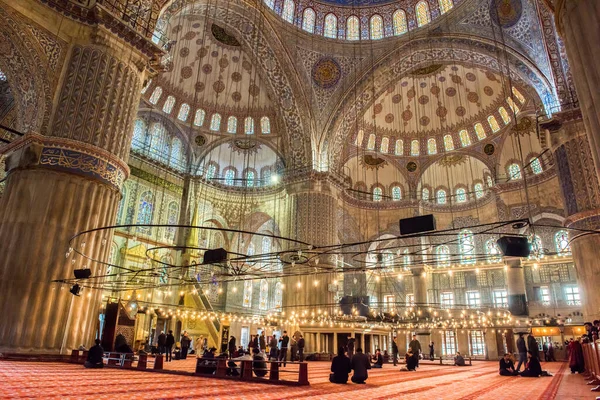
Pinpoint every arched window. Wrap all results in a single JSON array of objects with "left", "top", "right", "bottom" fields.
[
  {"left": 437, "top": 189, "right": 447, "bottom": 204},
  {"left": 141, "top": 79, "right": 152, "bottom": 94},
  {"left": 262, "top": 168, "right": 271, "bottom": 186},
  {"left": 486, "top": 175, "right": 493, "bottom": 187},
  {"left": 245, "top": 117, "right": 254, "bottom": 134},
  {"left": 261, "top": 116, "right": 271, "bottom": 134},
  {"left": 281, "top": 0, "right": 295, "bottom": 23},
  {"left": 507, "top": 97, "right": 520, "bottom": 114},
  {"left": 170, "top": 137, "right": 184, "bottom": 170},
  {"left": 416, "top": 1, "right": 431, "bottom": 27},
  {"left": 488, "top": 116, "right": 500, "bottom": 133},
  {"left": 162, "top": 95, "right": 175, "bottom": 114},
  {"left": 247, "top": 242, "right": 255, "bottom": 256},
  {"left": 497, "top": 108, "right": 510, "bottom": 126},
  {"left": 555, "top": 230, "right": 571, "bottom": 255},
  {"left": 137, "top": 191, "right": 154, "bottom": 233},
  {"left": 393, "top": 10, "right": 408, "bottom": 35},
  {"left": 259, "top": 279, "right": 269, "bottom": 310},
  {"left": 456, "top": 188, "right": 467, "bottom": 202},
  {"left": 444, "top": 135, "right": 454, "bottom": 151},
  {"left": 227, "top": 116, "right": 237, "bottom": 133},
  {"left": 302, "top": 8, "right": 316, "bottom": 33},
  {"left": 529, "top": 235, "right": 543, "bottom": 258},
  {"left": 225, "top": 169, "right": 235, "bottom": 185},
  {"left": 177, "top": 104, "right": 190, "bottom": 121},
  {"left": 210, "top": 113, "right": 221, "bottom": 131},
  {"left": 346, "top": 16, "right": 360, "bottom": 40},
  {"left": 474, "top": 183, "right": 484, "bottom": 198},
  {"left": 459, "top": 230, "right": 475, "bottom": 264},
  {"left": 149, "top": 86, "right": 162, "bottom": 104},
  {"left": 427, "top": 138, "right": 437, "bottom": 155},
  {"left": 436, "top": 245, "right": 450, "bottom": 267},
  {"left": 355, "top": 130, "right": 364, "bottom": 146},
  {"left": 274, "top": 281, "right": 283, "bottom": 310},
  {"left": 508, "top": 163, "right": 522, "bottom": 180},
  {"left": 165, "top": 201, "right": 179, "bottom": 241},
  {"left": 245, "top": 170, "right": 255, "bottom": 187},
  {"left": 512, "top": 87, "right": 526, "bottom": 104},
  {"left": 411, "top": 140, "right": 420, "bottom": 156},
  {"left": 373, "top": 187, "right": 383, "bottom": 202},
  {"left": 392, "top": 186, "right": 401, "bottom": 201},
  {"left": 367, "top": 134, "right": 376, "bottom": 150},
  {"left": 530, "top": 158, "right": 543, "bottom": 174},
  {"left": 370, "top": 15, "right": 384, "bottom": 40},
  {"left": 194, "top": 109, "right": 205, "bottom": 126},
  {"left": 474, "top": 123, "right": 486, "bottom": 139},
  {"left": 132, "top": 119, "right": 147, "bottom": 149},
  {"left": 206, "top": 164, "right": 217, "bottom": 180},
  {"left": 395, "top": 139, "right": 403, "bottom": 155},
  {"left": 381, "top": 250, "right": 394, "bottom": 272},
  {"left": 380, "top": 137, "right": 389, "bottom": 153},
  {"left": 439, "top": 0, "right": 453, "bottom": 14},
  {"left": 485, "top": 239, "right": 502, "bottom": 263},
  {"left": 242, "top": 280, "right": 253, "bottom": 307},
  {"left": 459, "top": 130, "right": 471, "bottom": 146},
  {"left": 324, "top": 13, "right": 338, "bottom": 39},
  {"left": 149, "top": 122, "right": 167, "bottom": 158},
  {"left": 422, "top": 187, "right": 430, "bottom": 201}
]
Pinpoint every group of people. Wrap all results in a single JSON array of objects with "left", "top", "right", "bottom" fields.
[
  {"left": 227, "top": 331, "right": 306, "bottom": 365},
  {"left": 497, "top": 332, "right": 554, "bottom": 377},
  {"left": 156, "top": 330, "right": 207, "bottom": 361}
]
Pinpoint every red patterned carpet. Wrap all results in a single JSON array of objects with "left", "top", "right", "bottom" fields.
[{"left": 0, "top": 360, "right": 571, "bottom": 399}]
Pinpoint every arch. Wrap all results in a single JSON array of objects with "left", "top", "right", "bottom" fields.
[
  {"left": 162, "top": 95, "right": 175, "bottom": 114},
  {"left": 194, "top": 108, "right": 206, "bottom": 126},
  {"left": 347, "top": 16, "right": 360, "bottom": 41},
  {"left": 224, "top": 168, "right": 236, "bottom": 185},
  {"left": 227, "top": 116, "right": 237, "bottom": 133},
  {"left": 370, "top": 14, "right": 384, "bottom": 40},
  {"left": 530, "top": 157, "right": 543, "bottom": 174},
  {"left": 422, "top": 187, "right": 430, "bottom": 201},
  {"left": 149, "top": 87, "right": 162, "bottom": 104},
  {"left": 170, "top": 137, "right": 185, "bottom": 170},
  {"left": 281, "top": 0, "right": 295, "bottom": 23},
  {"left": 324, "top": 13, "right": 338, "bottom": 39},
  {"left": 444, "top": 135, "right": 454, "bottom": 151},
  {"left": 393, "top": 10, "right": 408, "bottom": 36},
  {"left": 416, "top": 1, "right": 431, "bottom": 27},
  {"left": 499, "top": 107, "right": 511, "bottom": 124},
  {"left": 459, "top": 130, "right": 471, "bottom": 147},
  {"left": 508, "top": 163, "right": 522, "bottom": 180},
  {"left": 474, "top": 182, "right": 484, "bottom": 198},
  {"left": 555, "top": 230, "right": 571, "bottom": 255},
  {"left": 474, "top": 123, "right": 486, "bottom": 139},
  {"left": 137, "top": 190, "right": 154, "bottom": 233},
  {"left": 436, "top": 245, "right": 450, "bottom": 267},
  {"left": 427, "top": 138, "right": 437, "bottom": 155},
  {"left": 487, "top": 116, "right": 500, "bottom": 133},
  {"left": 302, "top": 8, "right": 316, "bottom": 33},
  {"left": 261, "top": 116, "right": 271, "bottom": 134},
  {"left": 380, "top": 137, "right": 389, "bottom": 153},
  {"left": 391, "top": 185, "right": 402, "bottom": 201},
  {"left": 459, "top": 230, "right": 475, "bottom": 264},
  {"left": 367, "top": 134, "right": 376, "bottom": 150},
  {"left": 395, "top": 139, "right": 403, "bottom": 155},
  {"left": 210, "top": 113, "right": 221, "bottom": 131},
  {"left": 436, "top": 189, "right": 447, "bottom": 204},
  {"left": 456, "top": 187, "right": 467, "bottom": 203},
  {"left": 132, "top": 118, "right": 147, "bottom": 150},
  {"left": 411, "top": 140, "right": 420, "bottom": 156},
  {"left": 439, "top": 0, "right": 454, "bottom": 14},
  {"left": 373, "top": 186, "right": 383, "bottom": 202},
  {"left": 245, "top": 117, "right": 255, "bottom": 135},
  {"left": 177, "top": 103, "right": 190, "bottom": 121},
  {"left": 512, "top": 87, "right": 526, "bottom": 104},
  {"left": 244, "top": 169, "right": 256, "bottom": 187}
]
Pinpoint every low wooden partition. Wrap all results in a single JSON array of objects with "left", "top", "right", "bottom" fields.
[
  {"left": 195, "top": 358, "right": 309, "bottom": 386},
  {"left": 69, "top": 350, "right": 161, "bottom": 370},
  {"left": 582, "top": 342, "right": 600, "bottom": 383}
]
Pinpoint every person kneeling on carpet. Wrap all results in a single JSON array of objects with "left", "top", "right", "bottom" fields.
[
  {"left": 454, "top": 352, "right": 466, "bottom": 366},
  {"left": 252, "top": 348, "right": 268, "bottom": 378},
  {"left": 499, "top": 353, "right": 519, "bottom": 376},
  {"left": 84, "top": 339, "right": 104, "bottom": 369},
  {"left": 350, "top": 347, "right": 371, "bottom": 384},
  {"left": 520, "top": 351, "right": 542, "bottom": 377},
  {"left": 401, "top": 350, "right": 418, "bottom": 371},
  {"left": 330, "top": 347, "right": 352, "bottom": 384},
  {"left": 371, "top": 348, "right": 383, "bottom": 368}
]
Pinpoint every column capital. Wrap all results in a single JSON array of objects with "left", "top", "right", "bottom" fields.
[{"left": 540, "top": 108, "right": 585, "bottom": 150}]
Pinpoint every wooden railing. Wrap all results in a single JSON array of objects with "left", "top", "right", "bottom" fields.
[
  {"left": 582, "top": 342, "right": 600, "bottom": 385},
  {"left": 69, "top": 349, "right": 163, "bottom": 370},
  {"left": 195, "top": 358, "right": 309, "bottom": 386}
]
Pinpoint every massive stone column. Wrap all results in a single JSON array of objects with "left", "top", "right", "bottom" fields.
[
  {"left": 543, "top": 110, "right": 600, "bottom": 321},
  {"left": 505, "top": 257, "right": 528, "bottom": 317},
  {"left": 554, "top": 0, "right": 600, "bottom": 176},
  {"left": 0, "top": 1, "right": 160, "bottom": 354}
]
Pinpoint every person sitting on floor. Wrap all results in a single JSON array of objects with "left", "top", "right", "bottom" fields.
[
  {"left": 84, "top": 339, "right": 104, "bottom": 369},
  {"left": 454, "top": 352, "right": 466, "bottom": 366},
  {"left": 499, "top": 353, "right": 519, "bottom": 376},
  {"left": 350, "top": 347, "right": 371, "bottom": 384},
  {"left": 330, "top": 347, "right": 352, "bottom": 384},
  {"left": 252, "top": 347, "right": 268, "bottom": 377},
  {"left": 520, "top": 351, "right": 542, "bottom": 377},
  {"left": 371, "top": 348, "right": 384, "bottom": 368}
]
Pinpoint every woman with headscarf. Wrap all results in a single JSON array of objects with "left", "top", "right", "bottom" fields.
[{"left": 568, "top": 337, "right": 585, "bottom": 374}]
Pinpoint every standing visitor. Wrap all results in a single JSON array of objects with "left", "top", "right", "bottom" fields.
[
  {"left": 347, "top": 336, "right": 355, "bottom": 359},
  {"left": 543, "top": 342, "right": 549, "bottom": 361},
  {"left": 228, "top": 336, "right": 237, "bottom": 359},
  {"left": 290, "top": 335, "right": 298, "bottom": 362},
  {"left": 157, "top": 331, "right": 166, "bottom": 356},
  {"left": 259, "top": 331, "right": 266, "bottom": 355},
  {"left": 195, "top": 335, "right": 204, "bottom": 358},
  {"left": 180, "top": 331, "right": 191, "bottom": 360},
  {"left": 429, "top": 341, "right": 435, "bottom": 361},
  {"left": 330, "top": 347, "right": 352, "bottom": 384},
  {"left": 165, "top": 330, "right": 175, "bottom": 362},
  {"left": 297, "top": 334, "right": 305, "bottom": 362},
  {"left": 252, "top": 334, "right": 259, "bottom": 351},
  {"left": 528, "top": 332, "right": 539, "bottom": 360},
  {"left": 568, "top": 338, "right": 585, "bottom": 374},
  {"left": 547, "top": 342, "right": 556, "bottom": 361},
  {"left": 391, "top": 336, "right": 399, "bottom": 366},
  {"left": 279, "top": 331, "right": 290, "bottom": 366},
  {"left": 350, "top": 347, "right": 371, "bottom": 384},
  {"left": 269, "top": 334, "right": 278, "bottom": 361},
  {"left": 516, "top": 332, "right": 527, "bottom": 372},
  {"left": 408, "top": 335, "right": 421, "bottom": 367}
]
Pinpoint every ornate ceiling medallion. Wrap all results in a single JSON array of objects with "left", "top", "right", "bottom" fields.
[
  {"left": 437, "top": 154, "right": 467, "bottom": 167},
  {"left": 512, "top": 116, "right": 533, "bottom": 136},
  {"left": 490, "top": 0, "right": 523, "bottom": 28},
  {"left": 231, "top": 139, "right": 261, "bottom": 154},
  {"left": 211, "top": 24, "right": 241, "bottom": 47},
  {"left": 194, "top": 135, "right": 206, "bottom": 147},
  {"left": 484, "top": 143, "right": 495, "bottom": 156},
  {"left": 312, "top": 57, "right": 342, "bottom": 89},
  {"left": 406, "top": 161, "right": 417, "bottom": 172}
]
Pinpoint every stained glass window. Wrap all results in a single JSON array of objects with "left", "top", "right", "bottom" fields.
[
  {"left": 437, "top": 189, "right": 447, "bottom": 204},
  {"left": 355, "top": 130, "right": 364, "bottom": 146},
  {"left": 427, "top": 138, "right": 437, "bottom": 155},
  {"left": 416, "top": 1, "right": 431, "bottom": 27},
  {"left": 132, "top": 119, "right": 146, "bottom": 149},
  {"left": 163, "top": 95, "right": 175, "bottom": 114},
  {"left": 529, "top": 235, "right": 543, "bottom": 258},
  {"left": 246, "top": 170, "right": 255, "bottom": 187},
  {"left": 459, "top": 130, "right": 471, "bottom": 146},
  {"left": 512, "top": 87, "right": 526, "bottom": 104},
  {"left": 165, "top": 202, "right": 179, "bottom": 241},
  {"left": 474, "top": 123, "right": 486, "bottom": 139},
  {"left": 264, "top": 0, "right": 274, "bottom": 9},
  {"left": 437, "top": 245, "right": 450, "bottom": 267},
  {"left": 243, "top": 280, "right": 253, "bottom": 308},
  {"left": 395, "top": 139, "right": 403, "bottom": 155},
  {"left": 460, "top": 230, "right": 475, "bottom": 264},
  {"left": 367, "top": 134, "right": 376, "bottom": 150},
  {"left": 347, "top": 16, "right": 360, "bottom": 41},
  {"left": 382, "top": 250, "right": 394, "bottom": 272},
  {"left": 499, "top": 107, "right": 511, "bottom": 124},
  {"left": 259, "top": 279, "right": 269, "bottom": 310},
  {"left": 422, "top": 187, "right": 430, "bottom": 201},
  {"left": 137, "top": 191, "right": 154, "bottom": 233},
  {"left": 370, "top": 15, "right": 384, "bottom": 40},
  {"left": 485, "top": 239, "right": 502, "bottom": 262},
  {"left": 393, "top": 10, "right": 408, "bottom": 35},
  {"left": 487, "top": 175, "right": 493, "bottom": 187},
  {"left": 444, "top": 135, "right": 454, "bottom": 151},
  {"left": 411, "top": 140, "right": 420, "bottom": 156},
  {"left": 380, "top": 137, "right": 389, "bottom": 153},
  {"left": 507, "top": 97, "right": 520, "bottom": 114},
  {"left": 456, "top": 188, "right": 467, "bottom": 202},
  {"left": 439, "top": 0, "right": 453, "bottom": 14},
  {"left": 324, "top": 13, "right": 338, "bottom": 38},
  {"left": 141, "top": 79, "right": 152, "bottom": 94},
  {"left": 149, "top": 86, "right": 162, "bottom": 104},
  {"left": 302, "top": 8, "right": 316, "bottom": 33},
  {"left": 225, "top": 169, "right": 235, "bottom": 185},
  {"left": 488, "top": 116, "right": 500, "bottom": 133},
  {"left": 194, "top": 109, "right": 205, "bottom": 126},
  {"left": 530, "top": 157, "right": 543, "bottom": 174},
  {"left": 508, "top": 163, "right": 522, "bottom": 180},
  {"left": 210, "top": 113, "right": 221, "bottom": 131},
  {"left": 227, "top": 116, "right": 237, "bottom": 133},
  {"left": 274, "top": 281, "right": 283, "bottom": 310},
  {"left": 245, "top": 117, "right": 254, "bottom": 134},
  {"left": 149, "top": 122, "right": 167, "bottom": 159},
  {"left": 262, "top": 168, "right": 271, "bottom": 185},
  {"left": 206, "top": 164, "right": 217, "bottom": 180},
  {"left": 170, "top": 138, "right": 184, "bottom": 170},
  {"left": 555, "top": 230, "right": 571, "bottom": 255},
  {"left": 261, "top": 116, "right": 271, "bottom": 134},
  {"left": 373, "top": 187, "right": 383, "bottom": 202},
  {"left": 474, "top": 183, "right": 484, "bottom": 198},
  {"left": 281, "top": 0, "right": 295, "bottom": 23},
  {"left": 177, "top": 104, "right": 190, "bottom": 121},
  {"left": 392, "top": 186, "right": 401, "bottom": 201}
]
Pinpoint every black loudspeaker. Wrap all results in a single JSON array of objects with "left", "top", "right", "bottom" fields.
[
  {"left": 399, "top": 214, "right": 436, "bottom": 235},
  {"left": 496, "top": 236, "right": 530, "bottom": 257},
  {"left": 204, "top": 248, "right": 228, "bottom": 264},
  {"left": 339, "top": 296, "right": 370, "bottom": 317},
  {"left": 73, "top": 268, "right": 92, "bottom": 279}
]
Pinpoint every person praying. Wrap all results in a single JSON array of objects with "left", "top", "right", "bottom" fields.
[
  {"left": 499, "top": 353, "right": 518, "bottom": 376},
  {"left": 330, "top": 347, "right": 352, "bottom": 384}
]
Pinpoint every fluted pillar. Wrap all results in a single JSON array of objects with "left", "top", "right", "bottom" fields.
[
  {"left": 505, "top": 258, "right": 528, "bottom": 317},
  {"left": 0, "top": 3, "right": 159, "bottom": 354},
  {"left": 544, "top": 110, "right": 600, "bottom": 320}
]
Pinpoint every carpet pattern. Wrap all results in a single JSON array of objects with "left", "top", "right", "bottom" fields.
[{"left": 0, "top": 360, "right": 566, "bottom": 399}]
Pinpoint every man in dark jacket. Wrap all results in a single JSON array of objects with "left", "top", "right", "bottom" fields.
[
  {"left": 290, "top": 335, "right": 298, "bottom": 362},
  {"left": 84, "top": 339, "right": 104, "bottom": 368},
  {"left": 408, "top": 335, "right": 421, "bottom": 367},
  {"left": 330, "top": 347, "right": 352, "bottom": 384},
  {"left": 259, "top": 332, "right": 266, "bottom": 354},
  {"left": 165, "top": 330, "right": 175, "bottom": 362},
  {"left": 350, "top": 347, "right": 371, "bottom": 384},
  {"left": 180, "top": 331, "right": 191, "bottom": 360},
  {"left": 391, "top": 336, "right": 399, "bottom": 366},
  {"left": 297, "top": 334, "right": 305, "bottom": 362},
  {"left": 528, "top": 332, "right": 539, "bottom": 360},
  {"left": 347, "top": 337, "right": 355, "bottom": 359},
  {"left": 516, "top": 332, "right": 528, "bottom": 372},
  {"left": 499, "top": 353, "right": 518, "bottom": 376},
  {"left": 228, "top": 336, "right": 237, "bottom": 358},
  {"left": 279, "top": 331, "right": 290, "bottom": 366},
  {"left": 157, "top": 331, "right": 166, "bottom": 355},
  {"left": 371, "top": 348, "right": 383, "bottom": 368}
]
